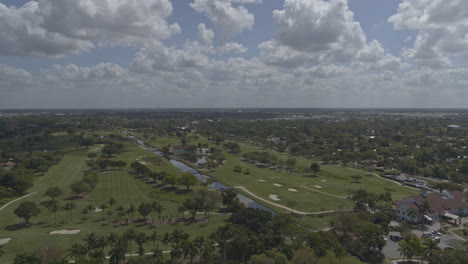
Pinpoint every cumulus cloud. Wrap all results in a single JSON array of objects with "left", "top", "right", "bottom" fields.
[
  {"left": 130, "top": 42, "right": 209, "bottom": 73},
  {"left": 259, "top": 0, "right": 400, "bottom": 70},
  {"left": 40, "top": 63, "right": 127, "bottom": 82},
  {"left": 190, "top": 0, "right": 256, "bottom": 40},
  {"left": 198, "top": 23, "right": 215, "bottom": 46},
  {"left": 295, "top": 65, "right": 351, "bottom": 79},
  {"left": 0, "top": 64, "right": 32, "bottom": 92},
  {"left": 388, "top": 0, "right": 468, "bottom": 67},
  {"left": 0, "top": 0, "right": 179, "bottom": 57}
]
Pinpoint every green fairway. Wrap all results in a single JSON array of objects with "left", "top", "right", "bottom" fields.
[
  {"left": 0, "top": 141, "right": 229, "bottom": 263},
  {"left": 142, "top": 134, "right": 418, "bottom": 213}
]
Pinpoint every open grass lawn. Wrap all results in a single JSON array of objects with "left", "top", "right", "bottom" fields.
[
  {"left": 142, "top": 133, "right": 417, "bottom": 213},
  {"left": 0, "top": 140, "right": 229, "bottom": 263}
]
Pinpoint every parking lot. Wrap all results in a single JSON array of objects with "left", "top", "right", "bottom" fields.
[{"left": 383, "top": 220, "right": 467, "bottom": 260}]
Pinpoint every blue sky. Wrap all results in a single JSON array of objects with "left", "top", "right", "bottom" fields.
[{"left": 0, "top": 0, "right": 467, "bottom": 108}]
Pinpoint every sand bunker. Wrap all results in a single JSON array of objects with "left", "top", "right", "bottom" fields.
[
  {"left": 288, "top": 188, "right": 298, "bottom": 192},
  {"left": 139, "top": 161, "right": 148, "bottom": 165},
  {"left": 257, "top": 179, "right": 266, "bottom": 182},
  {"left": 95, "top": 207, "right": 103, "bottom": 213},
  {"left": 314, "top": 185, "right": 322, "bottom": 189},
  {"left": 269, "top": 194, "right": 280, "bottom": 201},
  {"left": 0, "top": 238, "right": 11, "bottom": 245},
  {"left": 321, "top": 180, "right": 326, "bottom": 182},
  {"left": 50, "top": 230, "right": 81, "bottom": 235},
  {"left": 273, "top": 183, "right": 283, "bottom": 187}
]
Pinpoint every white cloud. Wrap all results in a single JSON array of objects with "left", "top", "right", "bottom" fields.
[
  {"left": 0, "top": 0, "right": 179, "bottom": 57},
  {"left": 197, "top": 23, "right": 215, "bottom": 46},
  {"left": 40, "top": 63, "right": 127, "bottom": 82},
  {"left": 215, "top": 42, "right": 248, "bottom": 54},
  {"left": 190, "top": 0, "right": 256, "bottom": 40},
  {"left": 130, "top": 42, "right": 209, "bottom": 73},
  {"left": 0, "top": 64, "right": 32, "bottom": 92},
  {"left": 295, "top": 65, "right": 351, "bottom": 79},
  {"left": 259, "top": 0, "right": 400, "bottom": 70},
  {"left": 389, "top": 0, "right": 468, "bottom": 67}
]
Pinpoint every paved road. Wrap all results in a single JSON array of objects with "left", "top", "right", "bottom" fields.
[
  {"left": 383, "top": 231, "right": 402, "bottom": 260},
  {"left": 0, "top": 192, "right": 37, "bottom": 212}
]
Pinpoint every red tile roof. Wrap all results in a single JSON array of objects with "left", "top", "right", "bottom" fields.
[{"left": 396, "top": 191, "right": 467, "bottom": 215}]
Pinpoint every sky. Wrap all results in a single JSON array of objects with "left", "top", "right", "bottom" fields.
[{"left": 1, "top": 0, "right": 468, "bottom": 109}]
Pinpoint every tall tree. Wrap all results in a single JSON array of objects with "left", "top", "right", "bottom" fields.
[
  {"left": 14, "top": 201, "right": 41, "bottom": 225},
  {"left": 44, "top": 186, "right": 63, "bottom": 201}
]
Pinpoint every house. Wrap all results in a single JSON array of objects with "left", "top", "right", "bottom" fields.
[
  {"left": 0, "top": 161, "right": 16, "bottom": 171},
  {"left": 395, "top": 190, "right": 468, "bottom": 225},
  {"left": 196, "top": 148, "right": 210, "bottom": 155},
  {"left": 170, "top": 145, "right": 196, "bottom": 154}
]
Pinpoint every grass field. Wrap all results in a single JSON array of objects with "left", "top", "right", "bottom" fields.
[
  {"left": 0, "top": 139, "right": 229, "bottom": 263},
  {"left": 143, "top": 134, "right": 418, "bottom": 214}
]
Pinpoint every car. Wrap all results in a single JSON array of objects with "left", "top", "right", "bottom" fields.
[
  {"left": 432, "top": 231, "right": 442, "bottom": 236},
  {"left": 423, "top": 232, "right": 433, "bottom": 237},
  {"left": 390, "top": 235, "right": 401, "bottom": 242},
  {"left": 432, "top": 236, "right": 440, "bottom": 242},
  {"left": 444, "top": 246, "right": 454, "bottom": 250}
]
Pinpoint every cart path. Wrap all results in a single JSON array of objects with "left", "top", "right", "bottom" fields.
[
  {"left": 234, "top": 186, "right": 351, "bottom": 215},
  {"left": 299, "top": 185, "right": 348, "bottom": 199},
  {"left": 0, "top": 192, "right": 37, "bottom": 212}
]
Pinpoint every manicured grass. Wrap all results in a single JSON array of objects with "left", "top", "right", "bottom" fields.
[
  {"left": 0, "top": 140, "right": 228, "bottom": 263},
  {"left": 450, "top": 228, "right": 467, "bottom": 240},
  {"left": 141, "top": 133, "right": 418, "bottom": 213}
]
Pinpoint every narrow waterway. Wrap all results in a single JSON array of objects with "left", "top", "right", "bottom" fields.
[{"left": 129, "top": 136, "right": 274, "bottom": 213}]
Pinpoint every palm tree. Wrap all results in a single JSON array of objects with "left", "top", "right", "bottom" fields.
[
  {"left": 213, "top": 225, "right": 233, "bottom": 264},
  {"left": 149, "top": 230, "right": 159, "bottom": 249},
  {"left": 109, "top": 243, "right": 127, "bottom": 264},
  {"left": 419, "top": 199, "right": 432, "bottom": 223},
  {"left": 162, "top": 232, "right": 171, "bottom": 261},
  {"left": 423, "top": 238, "right": 439, "bottom": 260},
  {"left": 81, "top": 208, "right": 89, "bottom": 221},
  {"left": 67, "top": 243, "right": 87, "bottom": 261},
  {"left": 178, "top": 205, "right": 186, "bottom": 220},
  {"left": 124, "top": 229, "right": 137, "bottom": 256},
  {"left": 201, "top": 239, "right": 216, "bottom": 264},
  {"left": 127, "top": 204, "right": 136, "bottom": 222},
  {"left": 185, "top": 240, "right": 198, "bottom": 264},
  {"left": 117, "top": 210, "right": 126, "bottom": 224},
  {"left": 105, "top": 210, "right": 113, "bottom": 224},
  {"left": 154, "top": 203, "right": 164, "bottom": 220},
  {"left": 170, "top": 243, "right": 183, "bottom": 264},
  {"left": 151, "top": 245, "right": 164, "bottom": 263},
  {"left": 68, "top": 202, "right": 76, "bottom": 221},
  {"left": 51, "top": 202, "right": 60, "bottom": 225},
  {"left": 87, "top": 204, "right": 94, "bottom": 220},
  {"left": 398, "top": 240, "right": 408, "bottom": 263},
  {"left": 106, "top": 233, "right": 119, "bottom": 248},
  {"left": 134, "top": 231, "right": 148, "bottom": 256},
  {"left": 108, "top": 198, "right": 117, "bottom": 211},
  {"left": 150, "top": 201, "right": 163, "bottom": 224},
  {"left": 85, "top": 232, "right": 98, "bottom": 253},
  {"left": 62, "top": 202, "right": 75, "bottom": 223},
  {"left": 193, "top": 235, "right": 206, "bottom": 263}
]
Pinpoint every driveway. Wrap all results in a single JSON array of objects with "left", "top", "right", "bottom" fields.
[{"left": 383, "top": 231, "right": 402, "bottom": 260}]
